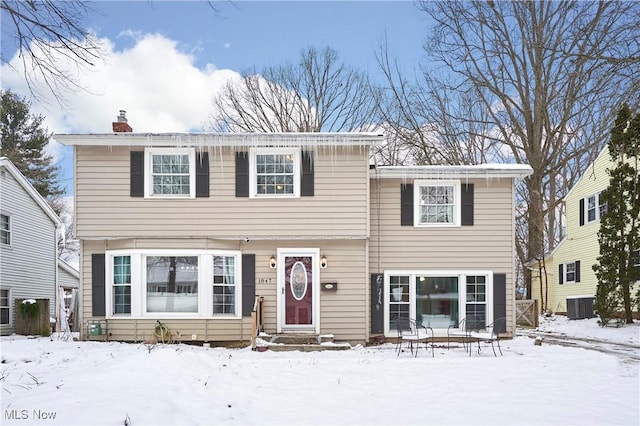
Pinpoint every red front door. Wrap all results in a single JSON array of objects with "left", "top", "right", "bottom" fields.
[{"left": 284, "top": 256, "right": 313, "bottom": 325}]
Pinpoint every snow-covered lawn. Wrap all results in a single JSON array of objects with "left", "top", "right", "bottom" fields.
[{"left": 1, "top": 316, "right": 638, "bottom": 425}]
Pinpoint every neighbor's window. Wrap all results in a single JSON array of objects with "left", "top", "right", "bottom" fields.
[
  {"left": 146, "top": 256, "right": 198, "bottom": 313},
  {"left": 586, "top": 192, "right": 607, "bottom": 224},
  {"left": 113, "top": 256, "right": 131, "bottom": 314},
  {"left": 565, "top": 261, "right": 576, "bottom": 283},
  {"left": 213, "top": 255, "right": 236, "bottom": 315},
  {"left": 250, "top": 148, "right": 300, "bottom": 197},
  {"left": 414, "top": 180, "right": 461, "bottom": 226},
  {"left": 0, "top": 289, "right": 9, "bottom": 324},
  {"left": 145, "top": 148, "right": 195, "bottom": 198},
  {"left": 1, "top": 214, "right": 10, "bottom": 246}
]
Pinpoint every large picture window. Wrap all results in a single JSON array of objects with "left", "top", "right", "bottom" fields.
[
  {"left": 105, "top": 250, "right": 241, "bottom": 318},
  {"left": 414, "top": 180, "right": 461, "bottom": 226},
  {"left": 250, "top": 148, "right": 300, "bottom": 198},
  {"left": 385, "top": 271, "right": 492, "bottom": 335},
  {"left": 145, "top": 148, "right": 196, "bottom": 198},
  {"left": 147, "top": 256, "right": 199, "bottom": 313}
]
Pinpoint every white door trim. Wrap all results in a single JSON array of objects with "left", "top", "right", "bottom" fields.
[{"left": 276, "top": 247, "right": 320, "bottom": 333}]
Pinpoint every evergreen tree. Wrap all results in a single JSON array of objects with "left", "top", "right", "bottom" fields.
[
  {"left": 0, "top": 90, "right": 62, "bottom": 200},
  {"left": 593, "top": 105, "right": 640, "bottom": 325}
]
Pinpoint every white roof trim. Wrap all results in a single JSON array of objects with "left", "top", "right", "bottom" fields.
[
  {"left": 563, "top": 146, "right": 610, "bottom": 202},
  {"left": 0, "top": 157, "right": 62, "bottom": 227},
  {"left": 53, "top": 132, "right": 384, "bottom": 147},
  {"left": 58, "top": 259, "right": 79, "bottom": 280},
  {"left": 371, "top": 164, "right": 533, "bottom": 179}
]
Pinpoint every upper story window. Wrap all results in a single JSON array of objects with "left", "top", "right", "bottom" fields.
[
  {"left": 583, "top": 192, "right": 607, "bottom": 225},
  {"left": 250, "top": 148, "right": 300, "bottom": 198},
  {"left": 0, "top": 214, "right": 10, "bottom": 246},
  {"left": 144, "top": 148, "right": 196, "bottom": 198},
  {"left": 414, "top": 180, "right": 461, "bottom": 227}
]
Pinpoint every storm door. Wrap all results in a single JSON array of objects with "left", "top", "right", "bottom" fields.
[{"left": 277, "top": 248, "right": 319, "bottom": 333}]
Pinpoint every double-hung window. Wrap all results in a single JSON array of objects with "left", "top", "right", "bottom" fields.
[
  {"left": 414, "top": 180, "right": 461, "bottom": 226},
  {"left": 585, "top": 192, "right": 607, "bottom": 224},
  {"left": 1, "top": 214, "right": 10, "bottom": 246},
  {"left": 565, "top": 262, "right": 576, "bottom": 282},
  {"left": 559, "top": 261, "right": 580, "bottom": 285},
  {"left": 0, "top": 289, "right": 9, "bottom": 324},
  {"left": 145, "top": 148, "right": 196, "bottom": 198},
  {"left": 213, "top": 255, "right": 237, "bottom": 315},
  {"left": 113, "top": 256, "right": 131, "bottom": 314},
  {"left": 250, "top": 148, "right": 300, "bottom": 197}
]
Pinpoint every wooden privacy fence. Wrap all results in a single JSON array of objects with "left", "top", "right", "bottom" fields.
[
  {"left": 14, "top": 298, "right": 51, "bottom": 336},
  {"left": 516, "top": 300, "right": 538, "bottom": 328}
]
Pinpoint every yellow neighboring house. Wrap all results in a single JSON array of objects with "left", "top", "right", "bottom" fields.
[{"left": 531, "top": 148, "right": 613, "bottom": 318}]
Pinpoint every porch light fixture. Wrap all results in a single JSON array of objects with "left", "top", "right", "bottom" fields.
[
  {"left": 320, "top": 255, "right": 328, "bottom": 269},
  {"left": 270, "top": 255, "right": 277, "bottom": 269}
]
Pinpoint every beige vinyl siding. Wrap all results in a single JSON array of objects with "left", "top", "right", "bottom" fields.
[
  {"left": 369, "top": 177, "right": 516, "bottom": 332},
  {"left": 75, "top": 145, "right": 369, "bottom": 239},
  {"left": 551, "top": 149, "right": 614, "bottom": 313},
  {"left": 0, "top": 166, "right": 58, "bottom": 335},
  {"left": 81, "top": 238, "right": 369, "bottom": 343}
]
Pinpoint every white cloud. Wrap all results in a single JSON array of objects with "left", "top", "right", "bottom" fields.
[
  {"left": 1, "top": 32, "right": 241, "bottom": 135},
  {"left": 224, "top": 42, "right": 231, "bottom": 49}
]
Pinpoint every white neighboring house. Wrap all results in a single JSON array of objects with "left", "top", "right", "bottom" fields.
[{"left": 0, "top": 157, "right": 63, "bottom": 335}]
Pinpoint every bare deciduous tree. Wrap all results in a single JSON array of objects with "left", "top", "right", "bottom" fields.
[
  {"left": 380, "top": 0, "right": 640, "bottom": 299},
  {"left": 209, "top": 47, "right": 378, "bottom": 132},
  {"left": 1, "top": 0, "right": 101, "bottom": 103}
]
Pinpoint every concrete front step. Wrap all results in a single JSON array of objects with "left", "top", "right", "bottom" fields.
[
  {"left": 267, "top": 342, "right": 352, "bottom": 352},
  {"left": 255, "top": 333, "right": 351, "bottom": 352}
]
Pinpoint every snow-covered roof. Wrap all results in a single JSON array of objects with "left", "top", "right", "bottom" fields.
[
  {"left": 53, "top": 132, "right": 385, "bottom": 147},
  {"left": 371, "top": 163, "right": 533, "bottom": 179},
  {"left": 0, "top": 157, "right": 62, "bottom": 228}
]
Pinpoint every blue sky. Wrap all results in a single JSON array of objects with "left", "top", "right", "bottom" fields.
[{"left": 1, "top": 1, "right": 431, "bottom": 195}]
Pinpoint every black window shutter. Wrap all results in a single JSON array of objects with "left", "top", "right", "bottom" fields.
[
  {"left": 370, "top": 273, "right": 384, "bottom": 334},
  {"left": 301, "top": 150, "right": 314, "bottom": 196},
  {"left": 400, "top": 183, "right": 414, "bottom": 226},
  {"left": 575, "top": 260, "right": 581, "bottom": 283},
  {"left": 559, "top": 264, "right": 564, "bottom": 284},
  {"left": 92, "top": 254, "right": 106, "bottom": 316},
  {"left": 493, "top": 273, "right": 507, "bottom": 333},
  {"left": 195, "top": 152, "right": 209, "bottom": 198},
  {"left": 461, "top": 183, "right": 474, "bottom": 226},
  {"left": 241, "top": 254, "right": 256, "bottom": 316},
  {"left": 235, "top": 152, "right": 249, "bottom": 197},
  {"left": 579, "top": 198, "right": 585, "bottom": 226},
  {"left": 130, "top": 151, "right": 144, "bottom": 197}
]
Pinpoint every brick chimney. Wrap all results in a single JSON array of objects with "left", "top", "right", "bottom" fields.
[{"left": 112, "top": 110, "right": 133, "bottom": 132}]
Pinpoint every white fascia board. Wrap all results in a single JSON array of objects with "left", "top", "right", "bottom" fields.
[
  {"left": 562, "top": 146, "right": 610, "bottom": 202},
  {"left": 53, "top": 132, "right": 384, "bottom": 147},
  {"left": 371, "top": 163, "right": 534, "bottom": 179},
  {"left": 0, "top": 157, "right": 63, "bottom": 228}
]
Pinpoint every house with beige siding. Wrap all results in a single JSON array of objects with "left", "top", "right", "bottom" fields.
[
  {"left": 530, "top": 148, "right": 621, "bottom": 318},
  {"left": 55, "top": 113, "right": 532, "bottom": 344},
  {"left": 0, "top": 157, "right": 63, "bottom": 336}
]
